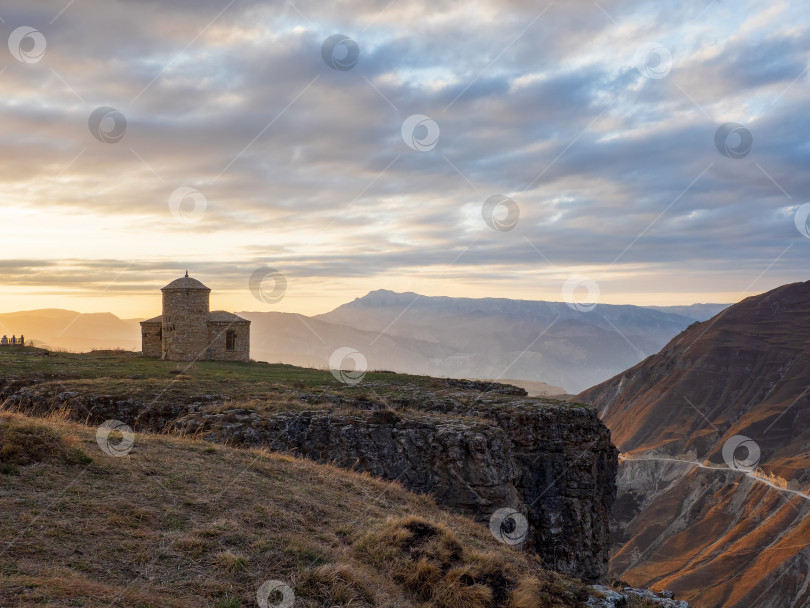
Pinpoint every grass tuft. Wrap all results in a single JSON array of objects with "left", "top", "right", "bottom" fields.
[
  {"left": 296, "top": 563, "right": 376, "bottom": 607},
  {"left": 0, "top": 463, "right": 19, "bottom": 475},
  {"left": 354, "top": 516, "right": 586, "bottom": 608},
  {"left": 0, "top": 415, "right": 91, "bottom": 468},
  {"left": 212, "top": 550, "right": 249, "bottom": 573}
]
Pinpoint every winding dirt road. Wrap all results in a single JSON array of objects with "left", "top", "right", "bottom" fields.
[{"left": 619, "top": 455, "right": 810, "bottom": 501}]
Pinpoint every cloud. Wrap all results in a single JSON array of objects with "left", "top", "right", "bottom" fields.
[{"left": 0, "top": 0, "right": 808, "bottom": 313}]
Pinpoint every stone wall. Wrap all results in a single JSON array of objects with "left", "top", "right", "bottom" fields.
[
  {"left": 162, "top": 288, "right": 210, "bottom": 361},
  {"left": 140, "top": 321, "right": 162, "bottom": 357},
  {"left": 206, "top": 321, "right": 250, "bottom": 362}
]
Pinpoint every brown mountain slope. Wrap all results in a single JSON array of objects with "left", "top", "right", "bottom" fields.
[
  {"left": 579, "top": 280, "right": 810, "bottom": 485},
  {"left": 576, "top": 281, "right": 810, "bottom": 608},
  {"left": 611, "top": 459, "right": 810, "bottom": 608}
]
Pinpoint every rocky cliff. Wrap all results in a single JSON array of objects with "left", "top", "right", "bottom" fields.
[
  {"left": 0, "top": 372, "right": 617, "bottom": 582},
  {"left": 176, "top": 401, "right": 618, "bottom": 581}
]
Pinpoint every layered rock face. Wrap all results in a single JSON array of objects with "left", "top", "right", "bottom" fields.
[{"left": 1, "top": 380, "right": 617, "bottom": 582}]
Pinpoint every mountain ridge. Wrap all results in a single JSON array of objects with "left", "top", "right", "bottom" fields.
[
  {"left": 576, "top": 280, "right": 810, "bottom": 608},
  {"left": 315, "top": 290, "right": 714, "bottom": 392},
  {"left": 579, "top": 280, "right": 810, "bottom": 480}
]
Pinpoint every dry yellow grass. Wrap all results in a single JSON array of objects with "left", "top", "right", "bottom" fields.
[
  {"left": 356, "top": 517, "right": 586, "bottom": 608},
  {"left": 0, "top": 411, "right": 592, "bottom": 607}
]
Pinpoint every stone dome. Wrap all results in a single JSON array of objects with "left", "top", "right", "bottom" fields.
[{"left": 161, "top": 274, "right": 210, "bottom": 291}]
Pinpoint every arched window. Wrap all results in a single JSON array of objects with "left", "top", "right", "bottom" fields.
[{"left": 225, "top": 330, "right": 236, "bottom": 351}]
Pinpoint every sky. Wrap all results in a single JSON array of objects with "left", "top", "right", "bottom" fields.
[{"left": 0, "top": 0, "right": 808, "bottom": 318}]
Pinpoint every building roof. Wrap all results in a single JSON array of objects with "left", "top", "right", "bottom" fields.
[
  {"left": 207, "top": 310, "right": 250, "bottom": 323},
  {"left": 140, "top": 312, "right": 249, "bottom": 325},
  {"left": 161, "top": 274, "right": 210, "bottom": 291}
]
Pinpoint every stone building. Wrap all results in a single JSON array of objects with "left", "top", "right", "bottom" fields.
[{"left": 140, "top": 273, "right": 250, "bottom": 362}]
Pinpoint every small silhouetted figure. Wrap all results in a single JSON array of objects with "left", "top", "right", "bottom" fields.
[
  {"left": 19, "top": 335, "right": 24, "bottom": 346},
  {"left": 0, "top": 335, "right": 7, "bottom": 346},
  {"left": 11, "top": 335, "right": 16, "bottom": 345}
]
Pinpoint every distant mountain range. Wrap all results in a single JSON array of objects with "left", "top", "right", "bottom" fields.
[
  {"left": 0, "top": 292, "right": 729, "bottom": 393},
  {"left": 578, "top": 281, "right": 810, "bottom": 608},
  {"left": 325, "top": 291, "right": 729, "bottom": 390},
  {"left": 0, "top": 309, "right": 142, "bottom": 353}
]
